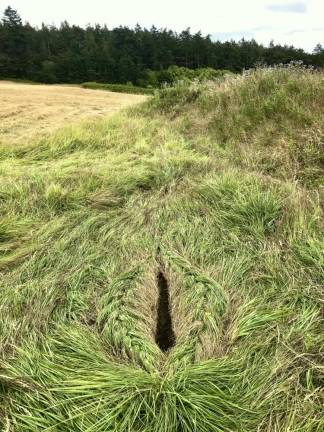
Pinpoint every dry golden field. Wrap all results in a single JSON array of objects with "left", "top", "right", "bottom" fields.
[{"left": 0, "top": 81, "right": 147, "bottom": 145}]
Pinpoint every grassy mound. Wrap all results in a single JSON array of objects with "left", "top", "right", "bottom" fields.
[
  {"left": 0, "top": 66, "right": 323, "bottom": 431},
  {"left": 148, "top": 64, "right": 324, "bottom": 187}
]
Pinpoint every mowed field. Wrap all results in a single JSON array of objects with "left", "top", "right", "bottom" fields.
[{"left": 0, "top": 81, "right": 147, "bottom": 145}]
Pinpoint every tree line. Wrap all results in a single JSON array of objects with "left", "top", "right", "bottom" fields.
[{"left": 0, "top": 6, "right": 323, "bottom": 86}]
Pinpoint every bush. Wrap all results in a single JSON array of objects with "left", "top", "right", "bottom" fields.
[
  {"left": 138, "top": 66, "right": 233, "bottom": 88},
  {"left": 82, "top": 82, "right": 154, "bottom": 95}
]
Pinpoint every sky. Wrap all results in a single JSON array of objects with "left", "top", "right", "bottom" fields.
[{"left": 1, "top": 0, "right": 323, "bottom": 52}]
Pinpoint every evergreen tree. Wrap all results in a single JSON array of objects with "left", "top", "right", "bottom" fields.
[
  {"left": 0, "top": 6, "right": 323, "bottom": 84},
  {"left": 2, "top": 6, "right": 22, "bottom": 26}
]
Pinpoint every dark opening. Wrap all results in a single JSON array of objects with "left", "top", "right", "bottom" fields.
[{"left": 155, "top": 270, "right": 176, "bottom": 352}]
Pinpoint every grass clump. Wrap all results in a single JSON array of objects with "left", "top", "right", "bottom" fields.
[
  {"left": 0, "top": 66, "right": 323, "bottom": 431},
  {"left": 98, "top": 267, "right": 161, "bottom": 371}
]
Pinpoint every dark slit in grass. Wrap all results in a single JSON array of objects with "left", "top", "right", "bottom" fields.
[{"left": 155, "top": 270, "right": 176, "bottom": 352}]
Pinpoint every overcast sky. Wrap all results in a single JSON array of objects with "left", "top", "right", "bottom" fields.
[{"left": 1, "top": 0, "right": 323, "bottom": 52}]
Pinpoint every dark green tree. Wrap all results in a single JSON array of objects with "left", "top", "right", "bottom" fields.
[
  {"left": 0, "top": 6, "right": 323, "bottom": 84},
  {"left": 2, "top": 6, "right": 22, "bottom": 26}
]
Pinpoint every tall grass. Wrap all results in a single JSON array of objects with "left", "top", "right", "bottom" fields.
[
  {"left": 147, "top": 64, "right": 324, "bottom": 187},
  {"left": 0, "top": 66, "right": 323, "bottom": 431}
]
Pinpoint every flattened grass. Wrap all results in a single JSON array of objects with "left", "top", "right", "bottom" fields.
[{"left": 0, "top": 66, "right": 323, "bottom": 431}]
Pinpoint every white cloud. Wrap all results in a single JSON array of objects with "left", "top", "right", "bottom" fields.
[
  {"left": 2, "top": 0, "right": 324, "bottom": 52},
  {"left": 266, "top": 2, "right": 307, "bottom": 14}
]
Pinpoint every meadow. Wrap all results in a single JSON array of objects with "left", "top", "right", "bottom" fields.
[{"left": 0, "top": 65, "right": 323, "bottom": 431}]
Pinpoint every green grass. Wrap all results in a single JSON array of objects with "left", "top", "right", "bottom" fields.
[
  {"left": 0, "top": 65, "right": 323, "bottom": 431},
  {"left": 82, "top": 82, "right": 155, "bottom": 95}
]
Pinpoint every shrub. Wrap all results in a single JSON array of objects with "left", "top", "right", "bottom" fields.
[{"left": 82, "top": 82, "right": 154, "bottom": 95}]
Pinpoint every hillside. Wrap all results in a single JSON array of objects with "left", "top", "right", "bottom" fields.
[{"left": 0, "top": 65, "right": 323, "bottom": 431}]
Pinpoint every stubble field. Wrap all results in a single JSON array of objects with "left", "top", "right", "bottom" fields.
[{"left": 0, "top": 81, "right": 147, "bottom": 145}]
